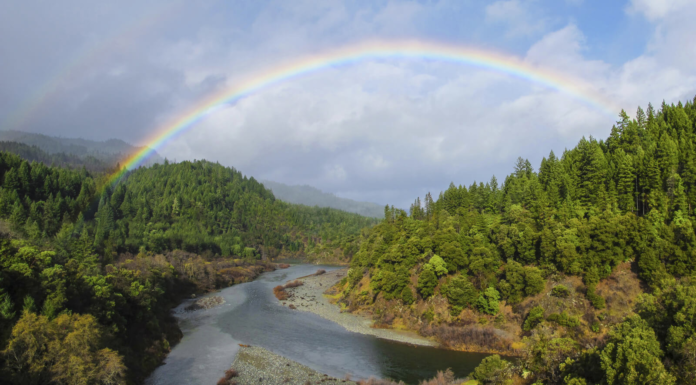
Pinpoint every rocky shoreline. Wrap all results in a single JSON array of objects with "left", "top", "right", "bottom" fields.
[
  {"left": 228, "top": 346, "right": 358, "bottom": 385},
  {"left": 281, "top": 269, "right": 437, "bottom": 347},
  {"left": 184, "top": 295, "right": 225, "bottom": 311}
]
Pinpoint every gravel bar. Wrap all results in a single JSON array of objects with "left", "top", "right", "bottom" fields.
[
  {"left": 230, "top": 346, "right": 358, "bottom": 385},
  {"left": 281, "top": 269, "right": 436, "bottom": 347}
]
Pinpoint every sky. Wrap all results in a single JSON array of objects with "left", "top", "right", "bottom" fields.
[{"left": 1, "top": 0, "right": 695, "bottom": 209}]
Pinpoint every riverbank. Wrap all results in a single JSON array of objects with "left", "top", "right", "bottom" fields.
[
  {"left": 281, "top": 269, "right": 437, "bottom": 347},
  {"left": 229, "top": 346, "right": 359, "bottom": 385}
]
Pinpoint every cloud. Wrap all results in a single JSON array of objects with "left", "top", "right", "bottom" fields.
[
  {"left": 627, "top": 0, "right": 693, "bottom": 21},
  {"left": 2, "top": 0, "right": 696, "bottom": 208},
  {"left": 485, "top": 0, "right": 548, "bottom": 37}
]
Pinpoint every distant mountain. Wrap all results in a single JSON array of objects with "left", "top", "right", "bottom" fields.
[
  {"left": 0, "top": 141, "right": 113, "bottom": 172},
  {"left": 0, "top": 130, "right": 162, "bottom": 166},
  {"left": 262, "top": 180, "right": 384, "bottom": 218}
]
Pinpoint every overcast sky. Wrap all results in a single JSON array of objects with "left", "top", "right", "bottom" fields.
[{"left": 1, "top": 0, "right": 695, "bottom": 208}]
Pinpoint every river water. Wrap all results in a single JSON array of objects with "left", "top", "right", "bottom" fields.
[{"left": 146, "top": 264, "right": 493, "bottom": 384}]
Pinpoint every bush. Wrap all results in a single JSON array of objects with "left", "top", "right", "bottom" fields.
[
  {"left": 470, "top": 355, "right": 512, "bottom": 384},
  {"left": 551, "top": 285, "right": 570, "bottom": 298},
  {"left": 475, "top": 287, "right": 500, "bottom": 315},
  {"left": 418, "top": 266, "right": 438, "bottom": 299},
  {"left": 547, "top": 311, "right": 580, "bottom": 328},
  {"left": 429, "top": 255, "right": 448, "bottom": 277},
  {"left": 401, "top": 286, "right": 415, "bottom": 305},
  {"left": 444, "top": 275, "right": 477, "bottom": 314},
  {"left": 523, "top": 306, "right": 545, "bottom": 331},
  {"left": 284, "top": 280, "right": 303, "bottom": 288},
  {"left": 217, "top": 369, "right": 239, "bottom": 385},
  {"left": 420, "top": 325, "right": 518, "bottom": 354},
  {"left": 273, "top": 285, "right": 288, "bottom": 300}
]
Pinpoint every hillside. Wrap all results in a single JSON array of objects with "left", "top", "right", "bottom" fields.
[
  {"left": 262, "top": 180, "right": 384, "bottom": 218},
  {"left": 0, "top": 153, "right": 377, "bottom": 383},
  {"left": 0, "top": 141, "right": 114, "bottom": 172},
  {"left": 0, "top": 130, "right": 163, "bottom": 166},
  {"left": 336, "top": 98, "right": 696, "bottom": 384}
]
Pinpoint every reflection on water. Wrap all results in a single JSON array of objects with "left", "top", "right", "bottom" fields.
[{"left": 147, "top": 264, "right": 493, "bottom": 385}]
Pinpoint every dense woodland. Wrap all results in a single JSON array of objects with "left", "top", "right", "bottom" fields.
[
  {"left": 0, "top": 130, "right": 164, "bottom": 166},
  {"left": 0, "top": 149, "right": 377, "bottom": 384},
  {"left": 339, "top": 98, "right": 696, "bottom": 384},
  {"left": 3, "top": 96, "right": 696, "bottom": 385}
]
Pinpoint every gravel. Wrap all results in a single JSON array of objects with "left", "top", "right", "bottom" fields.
[
  {"left": 229, "top": 346, "right": 358, "bottom": 385},
  {"left": 281, "top": 269, "right": 436, "bottom": 347},
  {"left": 185, "top": 295, "right": 225, "bottom": 311}
]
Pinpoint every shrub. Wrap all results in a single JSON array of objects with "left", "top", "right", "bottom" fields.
[
  {"left": 443, "top": 275, "right": 477, "bottom": 314},
  {"left": 547, "top": 311, "right": 580, "bottom": 328},
  {"left": 429, "top": 255, "right": 448, "bottom": 277},
  {"left": 284, "top": 280, "right": 303, "bottom": 289},
  {"left": 551, "top": 285, "right": 570, "bottom": 298},
  {"left": 591, "top": 322, "right": 600, "bottom": 333},
  {"left": 587, "top": 289, "right": 606, "bottom": 309},
  {"left": 401, "top": 286, "right": 415, "bottom": 305},
  {"left": 470, "top": 355, "right": 512, "bottom": 384},
  {"left": 273, "top": 285, "right": 288, "bottom": 300},
  {"left": 418, "top": 266, "right": 438, "bottom": 299},
  {"left": 523, "top": 306, "right": 545, "bottom": 331},
  {"left": 420, "top": 325, "right": 518, "bottom": 354},
  {"left": 475, "top": 287, "right": 500, "bottom": 315},
  {"left": 217, "top": 369, "right": 239, "bottom": 385}
]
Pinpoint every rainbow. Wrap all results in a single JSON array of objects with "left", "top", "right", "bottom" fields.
[{"left": 109, "top": 39, "right": 621, "bottom": 184}]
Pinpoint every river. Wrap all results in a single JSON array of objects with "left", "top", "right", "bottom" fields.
[{"left": 146, "top": 264, "right": 493, "bottom": 384}]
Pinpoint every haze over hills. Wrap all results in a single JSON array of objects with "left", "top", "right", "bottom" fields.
[
  {"left": 262, "top": 179, "right": 384, "bottom": 218},
  {"left": 0, "top": 130, "right": 163, "bottom": 166}
]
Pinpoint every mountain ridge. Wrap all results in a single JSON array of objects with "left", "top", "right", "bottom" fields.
[{"left": 262, "top": 179, "right": 384, "bottom": 218}]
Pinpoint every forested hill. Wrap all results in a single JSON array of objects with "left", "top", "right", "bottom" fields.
[
  {"left": 0, "top": 153, "right": 377, "bottom": 383},
  {"left": 0, "top": 140, "right": 114, "bottom": 172},
  {"left": 262, "top": 179, "right": 384, "bottom": 218},
  {"left": 0, "top": 130, "right": 163, "bottom": 166},
  {"left": 339, "top": 98, "right": 696, "bottom": 384}
]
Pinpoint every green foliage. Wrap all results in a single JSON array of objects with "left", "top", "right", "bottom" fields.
[
  {"left": 442, "top": 274, "right": 477, "bottom": 314},
  {"left": 22, "top": 296, "right": 36, "bottom": 314},
  {"left": 1, "top": 311, "right": 126, "bottom": 385},
  {"left": 417, "top": 265, "right": 438, "bottom": 299},
  {"left": 636, "top": 278, "right": 696, "bottom": 382},
  {"left": 476, "top": 287, "right": 500, "bottom": 315},
  {"left": 401, "top": 286, "right": 415, "bottom": 305},
  {"left": 0, "top": 292, "right": 15, "bottom": 320},
  {"left": 429, "top": 255, "right": 448, "bottom": 276},
  {"left": 523, "top": 334, "right": 580, "bottom": 384},
  {"left": 523, "top": 306, "right": 544, "bottom": 331},
  {"left": 470, "top": 354, "right": 512, "bottom": 384},
  {"left": 547, "top": 311, "right": 580, "bottom": 328},
  {"left": 0, "top": 153, "right": 376, "bottom": 382},
  {"left": 597, "top": 315, "right": 675, "bottom": 385},
  {"left": 551, "top": 285, "right": 570, "bottom": 298},
  {"left": 498, "top": 260, "right": 545, "bottom": 303}
]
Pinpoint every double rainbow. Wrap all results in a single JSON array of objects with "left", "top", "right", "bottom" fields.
[{"left": 110, "top": 39, "right": 620, "bottom": 184}]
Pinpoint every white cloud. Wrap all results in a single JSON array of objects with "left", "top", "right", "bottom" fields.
[
  {"left": 5, "top": 0, "right": 696, "bottom": 208},
  {"left": 485, "top": 0, "right": 548, "bottom": 37},
  {"left": 627, "top": 0, "right": 693, "bottom": 21}
]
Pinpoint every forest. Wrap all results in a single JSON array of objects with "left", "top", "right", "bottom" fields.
[
  {"left": 2, "top": 96, "right": 696, "bottom": 385},
  {"left": 337, "top": 97, "right": 696, "bottom": 384},
  {"left": 0, "top": 147, "right": 377, "bottom": 384}
]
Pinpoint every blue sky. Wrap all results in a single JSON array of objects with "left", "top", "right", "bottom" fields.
[{"left": 1, "top": 0, "right": 695, "bottom": 208}]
